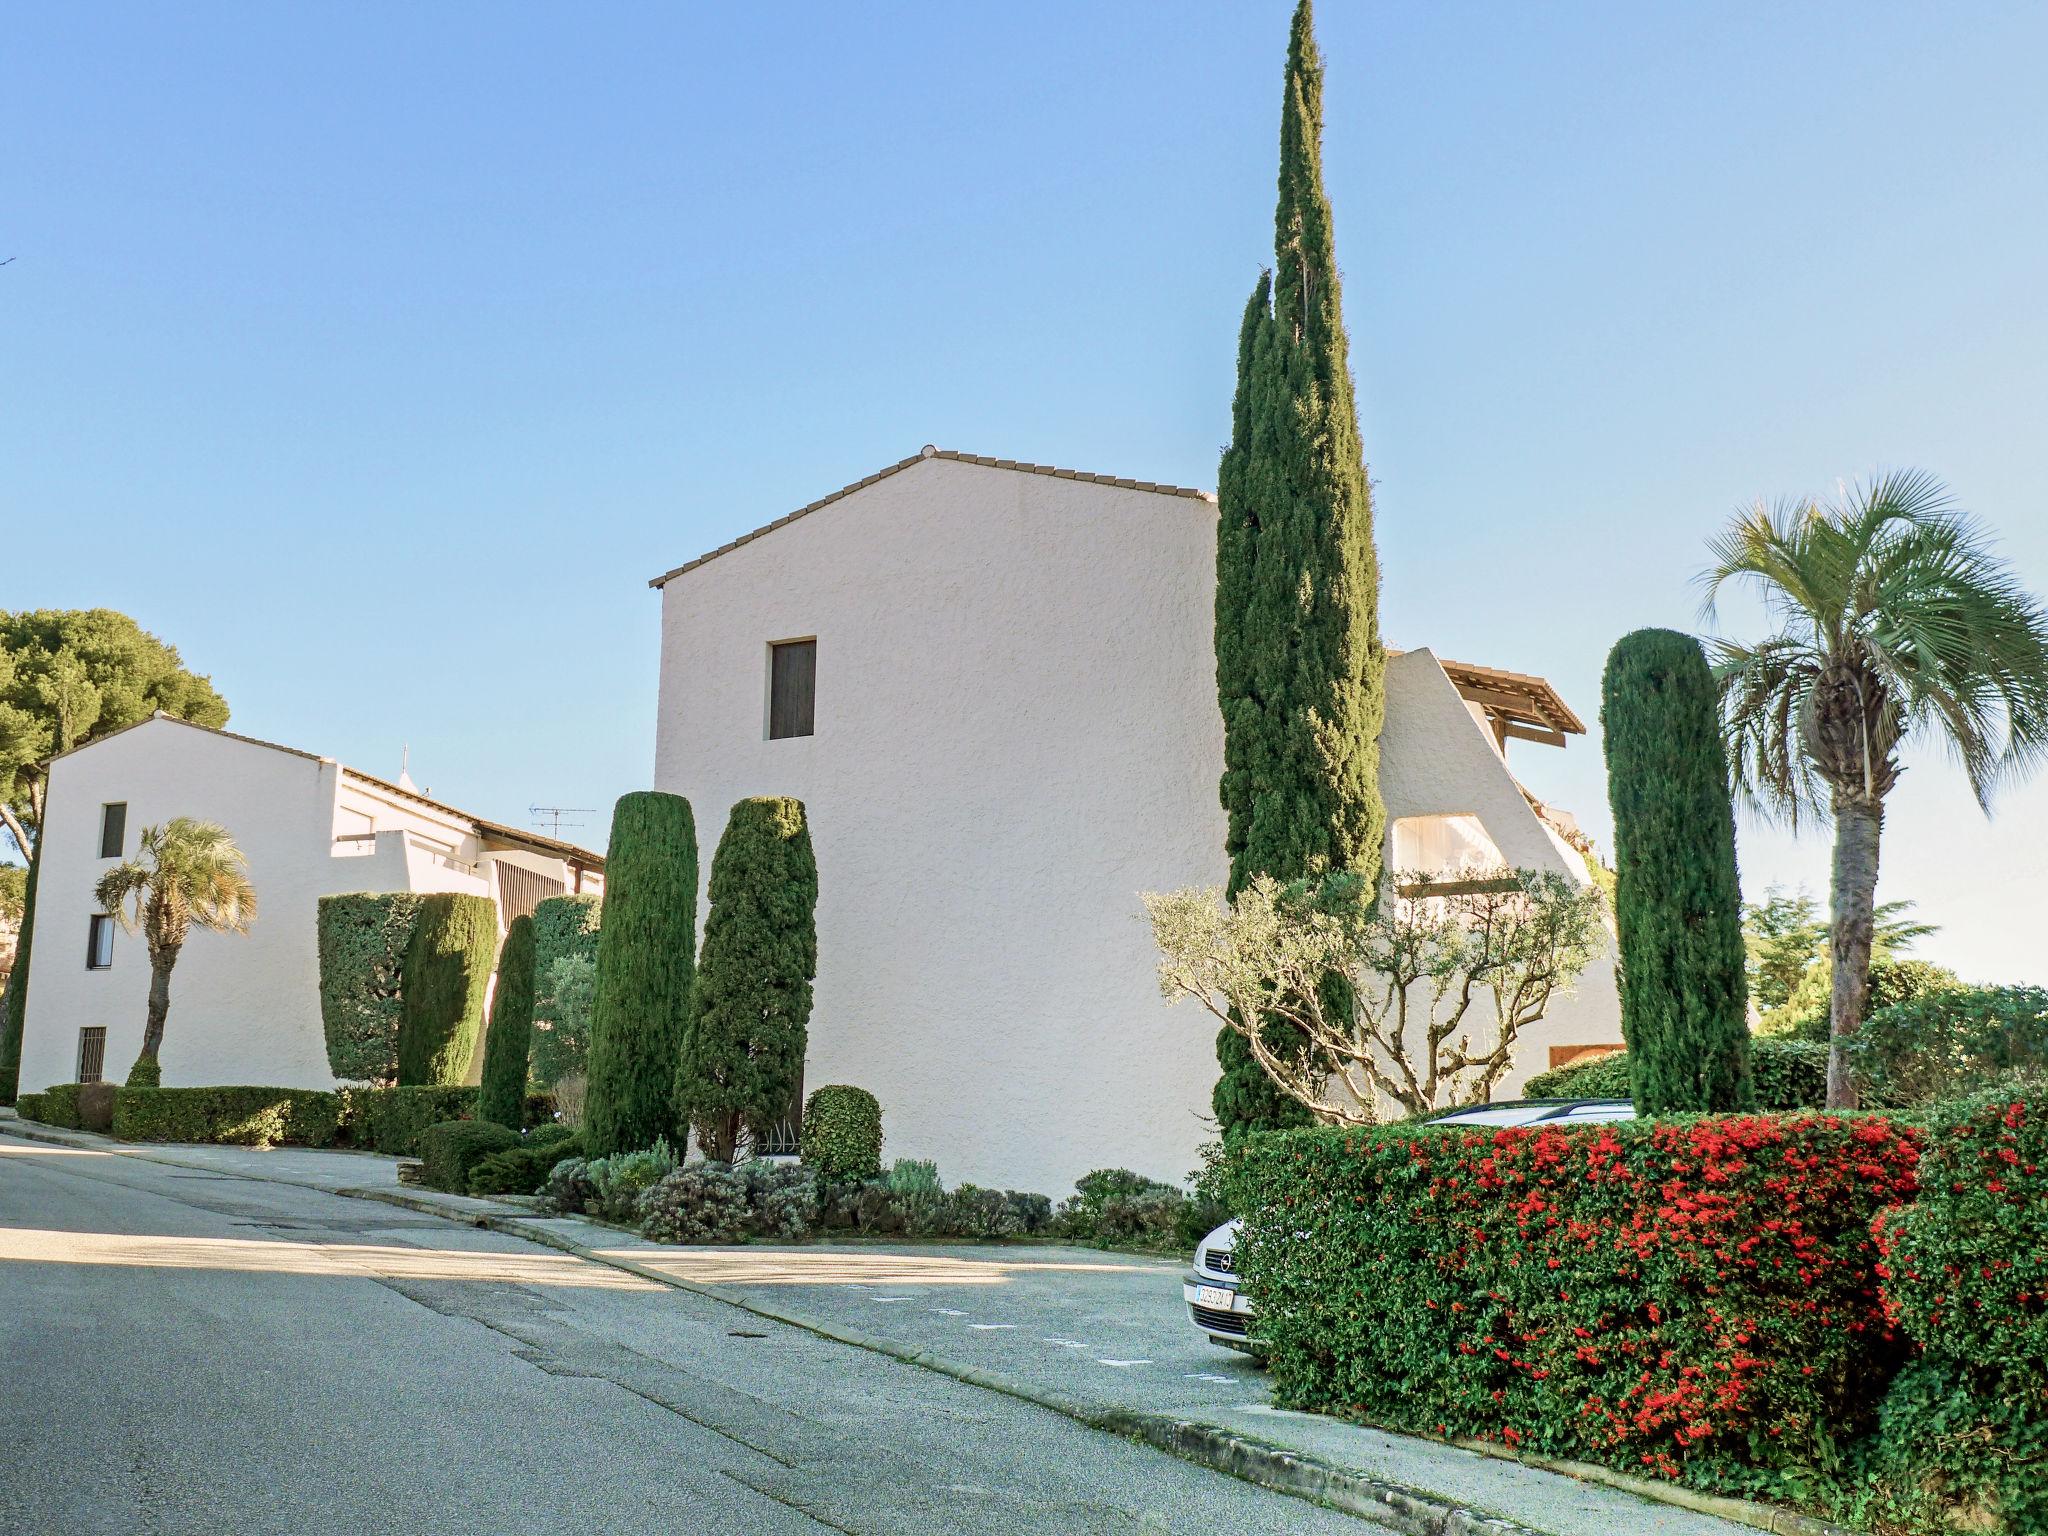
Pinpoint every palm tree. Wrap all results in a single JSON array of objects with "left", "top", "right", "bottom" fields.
[
  {"left": 1703, "top": 470, "right": 2048, "bottom": 1107},
  {"left": 94, "top": 818, "right": 257, "bottom": 1083}
]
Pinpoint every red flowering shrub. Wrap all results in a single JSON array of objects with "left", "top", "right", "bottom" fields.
[
  {"left": 1864, "top": 1095, "right": 2048, "bottom": 1533},
  {"left": 1226, "top": 1114, "right": 1922, "bottom": 1482}
]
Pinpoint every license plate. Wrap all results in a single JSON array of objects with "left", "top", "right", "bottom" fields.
[{"left": 1195, "top": 1284, "right": 1236, "bottom": 1310}]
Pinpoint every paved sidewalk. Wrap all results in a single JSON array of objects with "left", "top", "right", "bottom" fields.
[{"left": 0, "top": 1113, "right": 1831, "bottom": 1536}]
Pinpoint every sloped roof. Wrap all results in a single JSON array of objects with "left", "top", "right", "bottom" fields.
[
  {"left": 648, "top": 445, "right": 1214, "bottom": 588},
  {"left": 1434, "top": 657, "right": 1588, "bottom": 736},
  {"left": 51, "top": 713, "right": 604, "bottom": 868}
]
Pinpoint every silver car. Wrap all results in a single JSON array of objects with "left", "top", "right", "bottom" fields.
[{"left": 1184, "top": 1098, "right": 1637, "bottom": 1350}]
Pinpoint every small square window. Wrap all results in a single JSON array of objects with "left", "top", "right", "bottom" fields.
[
  {"left": 87, "top": 914, "right": 115, "bottom": 970},
  {"left": 77, "top": 1026, "right": 107, "bottom": 1085},
  {"left": 768, "top": 639, "right": 816, "bottom": 740},
  {"left": 99, "top": 803, "right": 127, "bottom": 859}
]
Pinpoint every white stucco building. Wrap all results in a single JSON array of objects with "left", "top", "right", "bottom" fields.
[
  {"left": 18, "top": 714, "right": 602, "bottom": 1095},
  {"left": 652, "top": 447, "right": 1620, "bottom": 1196}
]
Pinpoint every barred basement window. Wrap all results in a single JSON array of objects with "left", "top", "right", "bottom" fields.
[
  {"left": 768, "top": 639, "right": 816, "bottom": 740},
  {"left": 77, "top": 1026, "right": 106, "bottom": 1085}
]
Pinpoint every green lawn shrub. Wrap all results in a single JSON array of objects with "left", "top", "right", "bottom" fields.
[
  {"left": 530, "top": 893, "right": 601, "bottom": 1088},
  {"left": 585, "top": 1137, "right": 678, "bottom": 1223},
  {"left": 540, "top": 1156, "right": 597, "bottom": 1214},
  {"left": 416, "top": 1118, "right": 521, "bottom": 1194},
  {"left": 466, "top": 1129, "right": 585, "bottom": 1197},
  {"left": 636, "top": 1161, "right": 826, "bottom": 1244},
  {"left": 37, "top": 1084, "right": 84, "bottom": 1128},
  {"left": 1526, "top": 1039, "right": 1829, "bottom": 1111},
  {"left": 1225, "top": 1113, "right": 1922, "bottom": 1485},
  {"left": 316, "top": 892, "right": 425, "bottom": 1085},
  {"left": 396, "top": 893, "right": 499, "bottom": 1086},
  {"left": 114, "top": 1086, "right": 344, "bottom": 1147},
  {"left": 124, "top": 1054, "right": 160, "bottom": 1088},
  {"left": 1848, "top": 987, "right": 2048, "bottom": 1110},
  {"left": 1050, "top": 1167, "right": 1221, "bottom": 1251},
  {"left": 14, "top": 1091, "right": 44, "bottom": 1122},
  {"left": 798, "top": 1085, "right": 882, "bottom": 1180},
  {"left": 812, "top": 1173, "right": 1054, "bottom": 1242},
  {"left": 341, "top": 1084, "right": 477, "bottom": 1156},
  {"left": 1864, "top": 1095, "right": 2048, "bottom": 1532}
]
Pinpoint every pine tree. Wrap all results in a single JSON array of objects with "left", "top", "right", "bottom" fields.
[
  {"left": 1213, "top": 0, "right": 1385, "bottom": 1133},
  {"left": 1602, "top": 629, "right": 1754, "bottom": 1112},
  {"left": 583, "top": 791, "right": 697, "bottom": 1158},
  {"left": 677, "top": 797, "right": 818, "bottom": 1161},
  {"left": 396, "top": 893, "right": 499, "bottom": 1087},
  {"left": 478, "top": 913, "right": 536, "bottom": 1128}
]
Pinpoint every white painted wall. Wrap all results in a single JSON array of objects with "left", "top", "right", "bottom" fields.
[{"left": 654, "top": 456, "right": 1621, "bottom": 1197}]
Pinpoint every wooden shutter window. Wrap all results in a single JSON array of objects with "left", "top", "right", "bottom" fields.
[
  {"left": 99, "top": 803, "right": 127, "bottom": 859},
  {"left": 769, "top": 640, "right": 816, "bottom": 740}
]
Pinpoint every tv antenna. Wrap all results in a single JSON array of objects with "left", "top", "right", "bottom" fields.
[{"left": 529, "top": 805, "right": 595, "bottom": 838}]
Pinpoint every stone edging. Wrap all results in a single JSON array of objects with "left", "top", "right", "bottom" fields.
[{"left": 1, "top": 1118, "right": 1855, "bottom": 1536}]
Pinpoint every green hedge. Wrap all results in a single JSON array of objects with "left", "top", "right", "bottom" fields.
[
  {"left": 29, "top": 1083, "right": 82, "bottom": 1128},
  {"left": 800, "top": 1085, "right": 882, "bottom": 1180},
  {"left": 531, "top": 894, "right": 601, "bottom": 1087},
  {"left": 14, "top": 1091, "right": 44, "bottom": 1122},
  {"left": 1847, "top": 986, "right": 2048, "bottom": 1109},
  {"left": 416, "top": 1118, "right": 521, "bottom": 1193},
  {"left": 340, "top": 1084, "right": 478, "bottom": 1156},
  {"left": 316, "top": 892, "right": 425, "bottom": 1084},
  {"left": 466, "top": 1128, "right": 584, "bottom": 1196},
  {"left": 1864, "top": 1095, "right": 2048, "bottom": 1532},
  {"left": 114, "top": 1086, "right": 344, "bottom": 1147},
  {"left": 397, "top": 893, "right": 499, "bottom": 1086},
  {"left": 1226, "top": 1114, "right": 1921, "bottom": 1486},
  {"left": 1525, "top": 1039, "right": 1829, "bottom": 1110}
]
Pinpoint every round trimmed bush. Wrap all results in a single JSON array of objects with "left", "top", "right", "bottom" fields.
[{"left": 799, "top": 1085, "right": 882, "bottom": 1180}]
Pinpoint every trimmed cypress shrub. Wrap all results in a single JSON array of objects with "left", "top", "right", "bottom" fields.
[
  {"left": 340, "top": 1084, "right": 477, "bottom": 1156},
  {"left": 799, "top": 1085, "right": 882, "bottom": 1180},
  {"left": 530, "top": 893, "right": 601, "bottom": 1087},
  {"left": 1525, "top": 1038, "right": 1829, "bottom": 1110},
  {"left": 316, "top": 892, "right": 425, "bottom": 1084},
  {"left": 677, "top": 797, "right": 817, "bottom": 1160},
  {"left": 417, "top": 1118, "right": 521, "bottom": 1193},
  {"left": 396, "top": 893, "right": 498, "bottom": 1087},
  {"left": 467, "top": 1130, "right": 586, "bottom": 1196},
  {"left": 1211, "top": 4, "right": 1385, "bottom": 1134},
  {"left": 1602, "top": 629, "right": 1753, "bottom": 1113},
  {"left": 0, "top": 842, "right": 41, "bottom": 1104},
  {"left": 478, "top": 914, "right": 536, "bottom": 1128},
  {"left": 583, "top": 792, "right": 697, "bottom": 1158}
]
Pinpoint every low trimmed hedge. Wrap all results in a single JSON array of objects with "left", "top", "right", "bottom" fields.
[
  {"left": 340, "top": 1085, "right": 478, "bottom": 1157},
  {"left": 114, "top": 1086, "right": 344, "bottom": 1148},
  {"left": 466, "top": 1127, "right": 582, "bottom": 1196},
  {"left": 1226, "top": 1113, "right": 1922, "bottom": 1485},
  {"left": 1524, "top": 1038, "right": 1828, "bottom": 1110},
  {"left": 417, "top": 1118, "right": 521, "bottom": 1193},
  {"left": 32, "top": 1084, "right": 84, "bottom": 1129},
  {"left": 800, "top": 1085, "right": 882, "bottom": 1180},
  {"left": 14, "top": 1091, "right": 45, "bottom": 1123}
]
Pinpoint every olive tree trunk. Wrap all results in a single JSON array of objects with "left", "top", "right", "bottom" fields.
[{"left": 1825, "top": 796, "right": 1883, "bottom": 1109}]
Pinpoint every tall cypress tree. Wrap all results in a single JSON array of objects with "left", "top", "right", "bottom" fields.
[
  {"left": 1602, "top": 629, "right": 1754, "bottom": 1113},
  {"left": 676, "top": 797, "right": 818, "bottom": 1161},
  {"left": 583, "top": 791, "right": 697, "bottom": 1158},
  {"left": 478, "top": 913, "right": 536, "bottom": 1129},
  {"left": 1213, "top": 0, "right": 1386, "bottom": 1133}
]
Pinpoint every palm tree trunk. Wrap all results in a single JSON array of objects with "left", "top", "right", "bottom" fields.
[
  {"left": 1825, "top": 795, "right": 1884, "bottom": 1109},
  {"left": 139, "top": 942, "right": 179, "bottom": 1065}
]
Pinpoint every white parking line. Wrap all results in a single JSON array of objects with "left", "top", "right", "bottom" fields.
[
  {"left": 933, "top": 1308, "right": 967, "bottom": 1317},
  {"left": 1041, "top": 1338, "right": 1090, "bottom": 1349},
  {"left": 1185, "top": 1373, "right": 1234, "bottom": 1383},
  {"left": 1095, "top": 1359, "right": 1152, "bottom": 1368},
  {"left": 968, "top": 1323, "right": 1016, "bottom": 1331},
  {"left": 870, "top": 1296, "right": 913, "bottom": 1302}
]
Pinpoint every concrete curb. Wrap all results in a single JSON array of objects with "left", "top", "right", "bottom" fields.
[{"left": 5, "top": 1117, "right": 1850, "bottom": 1536}]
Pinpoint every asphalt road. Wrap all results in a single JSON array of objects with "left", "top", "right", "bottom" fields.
[{"left": 0, "top": 1141, "right": 1395, "bottom": 1535}]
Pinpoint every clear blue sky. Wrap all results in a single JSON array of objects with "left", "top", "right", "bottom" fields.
[{"left": 7, "top": 3, "right": 2046, "bottom": 981}]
